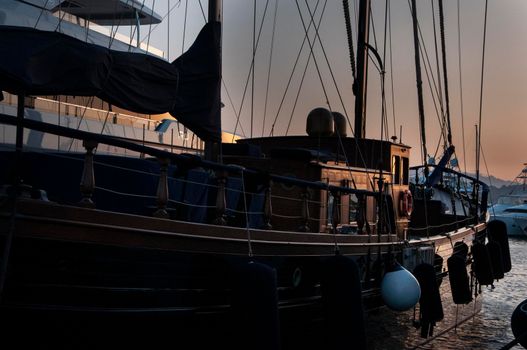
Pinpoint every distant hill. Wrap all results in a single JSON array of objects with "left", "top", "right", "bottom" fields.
[
  {"left": 467, "top": 172, "right": 527, "bottom": 204},
  {"left": 477, "top": 174, "right": 513, "bottom": 189},
  {"left": 411, "top": 167, "right": 525, "bottom": 202},
  {"left": 455, "top": 172, "right": 519, "bottom": 204},
  {"left": 488, "top": 184, "right": 527, "bottom": 204},
  {"left": 457, "top": 172, "right": 512, "bottom": 188},
  {"left": 483, "top": 174, "right": 527, "bottom": 204}
]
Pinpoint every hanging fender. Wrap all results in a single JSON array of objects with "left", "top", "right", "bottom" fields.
[
  {"left": 487, "top": 220, "right": 512, "bottom": 273},
  {"left": 399, "top": 190, "right": 413, "bottom": 217}
]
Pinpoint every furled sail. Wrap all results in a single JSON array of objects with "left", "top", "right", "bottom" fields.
[{"left": 0, "top": 22, "right": 221, "bottom": 142}]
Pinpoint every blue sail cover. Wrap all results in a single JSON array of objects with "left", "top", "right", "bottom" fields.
[{"left": 0, "top": 22, "right": 221, "bottom": 142}]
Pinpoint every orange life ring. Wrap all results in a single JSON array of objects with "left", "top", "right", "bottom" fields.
[{"left": 400, "top": 190, "right": 413, "bottom": 217}]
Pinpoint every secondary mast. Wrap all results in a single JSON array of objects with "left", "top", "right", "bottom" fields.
[
  {"left": 353, "top": 0, "right": 371, "bottom": 140},
  {"left": 205, "top": 0, "right": 222, "bottom": 161},
  {"left": 208, "top": 0, "right": 222, "bottom": 23}
]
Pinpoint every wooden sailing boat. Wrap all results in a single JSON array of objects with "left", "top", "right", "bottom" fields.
[{"left": 0, "top": 0, "right": 509, "bottom": 348}]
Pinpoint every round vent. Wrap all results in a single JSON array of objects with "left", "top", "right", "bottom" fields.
[{"left": 306, "top": 107, "right": 333, "bottom": 137}]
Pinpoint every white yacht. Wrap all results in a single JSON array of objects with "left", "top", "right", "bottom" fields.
[
  {"left": 490, "top": 204, "right": 527, "bottom": 237},
  {"left": 0, "top": 0, "right": 206, "bottom": 156},
  {"left": 490, "top": 164, "right": 527, "bottom": 236}
]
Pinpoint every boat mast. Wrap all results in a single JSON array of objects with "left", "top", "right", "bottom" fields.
[
  {"left": 205, "top": 0, "right": 222, "bottom": 162},
  {"left": 353, "top": 0, "right": 371, "bottom": 139},
  {"left": 208, "top": 0, "right": 222, "bottom": 22},
  {"left": 410, "top": 0, "right": 428, "bottom": 174}
]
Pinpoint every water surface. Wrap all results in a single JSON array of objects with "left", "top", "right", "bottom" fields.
[{"left": 424, "top": 237, "right": 527, "bottom": 349}]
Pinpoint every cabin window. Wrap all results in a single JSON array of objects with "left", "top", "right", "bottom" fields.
[
  {"left": 24, "top": 96, "right": 35, "bottom": 108},
  {"left": 327, "top": 192, "right": 334, "bottom": 228},
  {"left": 367, "top": 196, "right": 377, "bottom": 224},
  {"left": 392, "top": 155, "right": 401, "bottom": 184},
  {"left": 349, "top": 194, "right": 358, "bottom": 223},
  {"left": 402, "top": 157, "right": 409, "bottom": 185}
]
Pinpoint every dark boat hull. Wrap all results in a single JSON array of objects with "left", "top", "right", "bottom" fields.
[{"left": 0, "top": 198, "right": 485, "bottom": 349}]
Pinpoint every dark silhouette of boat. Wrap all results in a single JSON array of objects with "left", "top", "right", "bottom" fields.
[{"left": 0, "top": 1, "right": 506, "bottom": 349}]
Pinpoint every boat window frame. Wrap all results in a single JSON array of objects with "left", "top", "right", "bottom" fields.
[
  {"left": 402, "top": 157, "right": 409, "bottom": 185},
  {"left": 392, "top": 155, "right": 401, "bottom": 185}
]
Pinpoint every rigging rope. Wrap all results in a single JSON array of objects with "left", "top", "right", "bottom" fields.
[
  {"left": 188, "top": 3, "right": 243, "bottom": 138},
  {"left": 457, "top": 0, "right": 467, "bottom": 173},
  {"left": 431, "top": 0, "right": 446, "bottom": 150},
  {"left": 410, "top": 0, "right": 429, "bottom": 168},
  {"left": 382, "top": 0, "right": 390, "bottom": 141},
  {"left": 297, "top": 0, "right": 376, "bottom": 191},
  {"left": 285, "top": 43, "right": 313, "bottom": 135},
  {"left": 476, "top": 0, "right": 489, "bottom": 183},
  {"left": 251, "top": 0, "right": 257, "bottom": 138},
  {"left": 67, "top": 96, "right": 96, "bottom": 152},
  {"left": 167, "top": 0, "right": 170, "bottom": 58},
  {"left": 369, "top": 6, "right": 379, "bottom": 56},
  {"left": 417, "top": 17, "right": 448, "bottom": 154},
  {"left": 55, "top": 0, "right": 63, "bottom": 32},
  {"left": 129, "top": 0, "right": 147, "bottom": 50},
  {"left": 262, "top": 0, "right": 280, "bottom": 137},
  {"left": 480, "top": 146, "right": 495, "bottom": 216},
  {"left": 407, "top": 0, "right": 455, "bottom": 160},
  {"left": 374, "top": 0, "right": 392, "bottom": 233},
  {"left": 293, "top": 0, "right": 331, "bottom": 107},
  {"left": 387, "top": 1, "right": 397, "bottom": 139},
  {"left": 231, "top": 0, "right": 271, "bottom": 139},
  {"left": 284, "top": 1, "right": 329, "bottom": 135},
  {"left": 343, "top": 0, "right": 357, "bottom": 79},
  {"left": 198, "top": 0, "right": 206, "bottom": 20},
  {"left": 241, "top": 170, "right": 254, "bottom": 258},
  {"left": 136, "top": 0, "right": 183, "bottom": 45},
  {"left": 438, "top": 0, "right": 453, "bottom": 146},
  {"left": 269, "top": 0, "right": 323, "bottom": 136},
  {"left": 108, "top": 0, "right": 126, "bottom": 50},
  {"left": 182, "top": 0, "right": 189, "bottom": 54},
  {"left": 146, "top": 0, "right": 156, "bottom": 53},
  {"left": 406, "top": 0, "right": 451, "bottom": 156},
  {"left": 56, "top": 0, "right": 85, "bottom": 34},
  {"left": 352, "top": 0, "right": 359, "bottom": 33},
  {"left": 33, "top": 0, "right": 51, "bottom": 29},
  {"left": 223, "top": 80, "right": 247, "bottom": 138},
  {"left": 305, "top": 0, "right": 358, "bottom": 121}
]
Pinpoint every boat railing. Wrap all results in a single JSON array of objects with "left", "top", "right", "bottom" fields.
[
  {"left": 0, "top": 113, "right": 380, "bottom": 234},
  {"left": 409, "top": 164, "right": 489, "bottom": 223},
  {"left": 410, "top": 164, "right": 489, "bottom": 191},
  {"left": 0, "top": 93, "right": 205, "bottom": 154},
  {"left": 1, "top": 93, "right": 161, "bottom": 131}
]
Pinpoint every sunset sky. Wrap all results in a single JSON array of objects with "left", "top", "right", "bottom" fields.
[{"left": 138, "top": 0, "right": 527, "bottom": 181}]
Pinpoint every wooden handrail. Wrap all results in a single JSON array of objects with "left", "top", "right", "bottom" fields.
[{"left": 0, "top": 113, "right": 379, "bottom": 198}]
